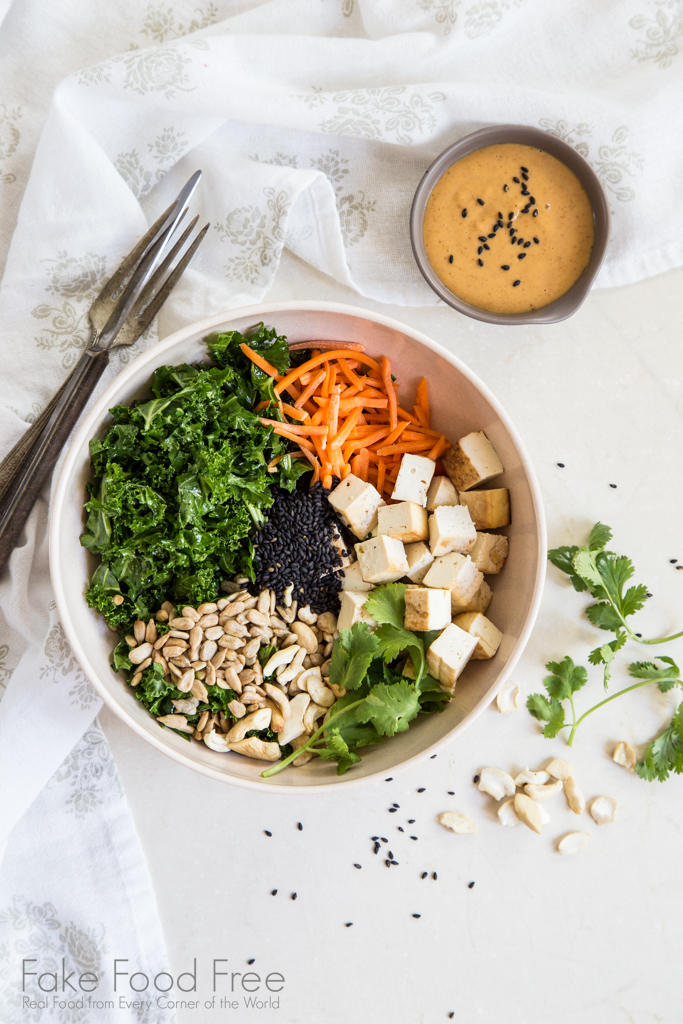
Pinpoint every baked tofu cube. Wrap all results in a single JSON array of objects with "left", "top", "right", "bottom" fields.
[
  {"left": 428, "top": 505, "right": 477, "bottom": 557},
  {"left": 404, "top": 541, "right": 435, "bottom": 583},
  {"left": 426, "top": 623, "right": 478, "bottom": 693},
  {"left": 423, "top": 552, "right": 483, "bottom": 610},
  {"left": 453, "top": 612, "right": 502, "bottom": 659},
  {"left": 355, "top": 535, "right": 409, "bottom": 584},
  {"left": 459, "top": 488, "right": 510, "bottom": 530},
  {"left": 337, "top": 591, "right": 377, "bottom": 631},
  {"left": 404, "top": 588, "right": 451, "bottom": 631},
  {"left": 378, "top": 501, "right": 428, "bottom": 543},
  {"left": 452, "top": 579, "right": 493, "bottom": 615},
  {"left": 442, "top": 431, "right": 504, "bottom": 492},
  {"left": 391, "top": 454, "right": 435, "bottom": 507},
  {"left": 426, "top": 475, "right": 459, "bottom": 511},
  {"left": 470, "top": 532, "right": 509, "bottom": 574},
  {"left": 328, "top": 474, "right": 384, "bottom": 539},
  {"left": 341, "top": 561, "right": 373, "bottom": 592}
]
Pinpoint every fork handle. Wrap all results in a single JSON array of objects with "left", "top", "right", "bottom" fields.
[
  {"left": 0, "top": 379, "right": 69, "bottom": 507},
  {"left": 0, "top": 348, "right": 109, "bottom": 574}
]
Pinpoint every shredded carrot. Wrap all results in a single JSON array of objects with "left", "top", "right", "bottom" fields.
[
  {"left": 275, "top": 350, "right": 382, "bottom": 397},
  {"left": 377, "top": 459, "right": 386, "bottom": 496},
  {"left": 331, "top": 407, "right": 361, "bottom": 449},
  {"left": 258, "top": 418, "right": 328, "bottom": 436},
  {"left": 375, "top": 440, "right": 435, "bottom": 457},
  {"left": 272, "top": 427, "right": 316, "bottom": 451},
  {"left": 239, "top": 343, "right": 281, "bottom": 380},
  {"left": 416, "top": 377, "right": 429, "bottom": 422},
  {"left": 427, "top": 435, "right": 451, "bottom": 460},
  {"left": 294, "top": 369, "right": 326, "bottom": 409}
]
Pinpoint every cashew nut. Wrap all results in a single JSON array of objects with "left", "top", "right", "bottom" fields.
[
  {"left": 478, "top": 767, "right": 516, "bottom": 801},
  {"left": 545, "top": 757, "right": 575, "bottom": 781},
  {"left": 524, "top": 779, "right": 563, "bottom": 801},
  {"left": 497, "top": 799, "right": 520, "bottom": 827},
  {"left": 157, "top": 714, "right": 193, "bottom": 734},
  {"left": 513, "top": 793, "right": 543, "bottom": 833},
  {"left": 228, "top": 737, "right": 281, "bottom": 760},
  {"left": 278, "top": 692, "right": 311, "bottom": 747},
  {"left": 589, "top": 795, "right": 618, "bottom": 825},
  {"left": 303, "top": 701, "right": 327, "bottom": 734},
  {"left": 557, "top": 831, "right": 590, "bottom": 855},
  {"left": 496, "top": 679, "right": 521, "bottom": 713},
  {"left": 290, "top": 621, "right": 318, "bottom": 653},
  {"left": 437, "top": 811, "right": 477, "bottom": 834},
  {"left": 276, "top": 646, "right": 307, "bottom": 684},
  {"left": 299, "top": 667, "right": 335, "bottom": 708},
  {"left": 613, "top": 741, "right": 636, "bottom": 771},
  {"left": 263, "top": 645, "right": 302, "bottom": 677},
  {"left": 264, "top": 699, "right": 285, "bottom": 733},
  {"left": 291, "top": 734, "right": 318, "bottom": 767},
  {"left": 514, "top": 768, "right": 550, "bottom": 787},
  {"left": 297, "top": 605, "right": 318, "bottom": 625},
  {"left": 225, "top": 707, "right": 272, "bottom": 743},
  {"left": 204, "top": 730, "right": 230, "bottom": 752},
  {"left": 264, "top": 683, "right": 291, "bottom": 721},
  {"left": 564, "top": 777, "right": 585, "bottom": 814}
]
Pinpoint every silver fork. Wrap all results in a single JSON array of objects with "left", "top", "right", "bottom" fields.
[{"left": 0, "top": 171, "right": 209, "bottom": 573}]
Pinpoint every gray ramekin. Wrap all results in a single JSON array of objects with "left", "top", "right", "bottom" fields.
[{"left": 409, "top": 124, "right": 610, "bottom": 326}]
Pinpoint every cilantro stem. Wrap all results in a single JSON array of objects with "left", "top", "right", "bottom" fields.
[
  {"left": 261, "top": 699, "right": 365, "bottom": 778},
  {"left": 638, "top": 630, "right": 683, "bottom": 645},
  {"left": 566, "top": 679, "right": 676, "bottom": 746}
]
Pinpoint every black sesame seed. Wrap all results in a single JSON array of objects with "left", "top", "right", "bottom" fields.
[
  {"left": 391, "top": 860, "right": 399, "bottom": 865},
  {"left": 291, "top": 892, "right": 298, "bottom": 900},
  {"left": 529, "top": 195, "right": 536, "bottom": 204},
  {"left": 385, "top": 859, "right": 391, "bottom": 867},
  {"left": 497, "top": 211, "right": 503, "bottom": 220},
  {"left": 523, "top": 241, "right": 531, "bottom": 248},
  {"left": 385, "top": 777, "right": 393, "bottom": 781},
  {"left": 345, "top": 922, "right": 353, "bottom": 927},
  {"left": 408, "top": 819, "right": 416, "bottom": 824},
  {"left": 448, "top": 254, "right": 453, "bottom": 263},
  {"left": 533, "top": 237, "right": 539, "bottom": 244},
  {"left": 473, "top": 775, "right": 480, "bottom": 784},
  {"left": 670, "top": 559, "right": 678, "bottom": 563},
  {"left": 461, "top": 208, "right": 467, "bottom": 218},
  {"left": 421, "top": 872, "right": 428, "bottom": 879},
  {"left": 513, "top": 176, "right": 520, "bottom": 183},
  {"left": 412, "top": 914, "right": 421, "bottom": 918},
  {"left": 477, "top": 198, "right": 485, "bottom": 205},
  {"left": 468, "top": 881, "right": 475, "bottom": 889},
  {"left": 521, "top": 165, "right": 529, "bottom": 173},
  {"left": 478, "top": 235, "right": 487, "bottom": 242},
  {"left": 398, "top": 826, "right": 404, "bottom": 832},
  {"left": 271, "top": 889, "right": 277, "bottom": 895},
  {"left": 533, "top": 209, "right": 539, "bottom": 217},
  {"left": 518, "top": 253, "right": 527, "bottom": 260},
  {"left": 487, "top": 233, "right": 495, "bottom": 238},
  {"left": 557, "top": 462, "right": 565, "bottom": 468},
  {"left": 264, "top": 830, "right": 272, "bottom": 837},
  {"left": 447, "top": 791, "right": 454, "bottom": 796},
  {"left": 517, "top": 237, "right": 524, "bottom": 245},
  {"left": 483, "top": 243, "right": 490, "bottom": 250},
  {"left": 493, "top": 224, "right": 499, "bottom": 232},
  {"left": 388, "top": 851, "right": 394, "bottom": 859},
  {"left": 247, "top": 959, "right": 255, "bottom": 965},
  {"left": 509, "top": 228, "right": 516, "bottom": 236},
  {"left": 432, "top": 872, "right": 438, "bottom": 880},
  {"left": 503, "top": 184, "right": 509, "bottom": 191},
  {"left": 381, "top": 837, "right": 388, "bottom": 843},
  {"left": 677, "top": 566, "right": 683, "bottom": 570},
  {"left": 610, "top": 483, "right": 617, "bottom": 489},
  {"left": 636, "top": 633, "right": 643, "bottom": 637},
  {"left": 371, "top": 835, "right": 379, "bottom": 840},
  {"left": 410, "top": 836, "right": 418, "bottom": 841},
  {"left": 501, "top": 265, "right": 510, "bottom": 270},
  {"left": 522, "top": 172, "right": 529, "bottom": 181},
  {"left": 478, "top": 246, "right": 483, "bottom": 255},
  {"left": 417, "top": 788, "right": 426, "bottom": 792},
  {"left": 647, "top": 592, "right": 653, "bottom": 598},
  {"left": 388, "top": 807, "right": 397, "bottom": 812},
  {"left": 354, "top": 863, "right": 362, "bottom": 869},
  {"left": 513, "top": 279, "right": 521, "bottom": 286},
  {"left": 478, "top": 259, "right": 484, "bottom": 266},
  {"left": 449, "top": 1014, "right": 455, "bottom": 1020},
  {"left": 297, "top": 822, "right": 303, "bottom": 831}
]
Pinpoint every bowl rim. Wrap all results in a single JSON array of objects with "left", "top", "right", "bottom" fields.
[
  {"left": 409, "top": 123, "right": 611, "bottom": 326},
  {"left": 50, "top": 299, "right": 547, "bottom": 793}
]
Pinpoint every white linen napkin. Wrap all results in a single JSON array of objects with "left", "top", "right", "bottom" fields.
[{"left": 0, "top": 0, "right": 682, "bottom": 1012}]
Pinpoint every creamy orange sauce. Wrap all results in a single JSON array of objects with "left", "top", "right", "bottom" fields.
[{"left": 423, "top": 143, "right": 594, "bottom": 314}]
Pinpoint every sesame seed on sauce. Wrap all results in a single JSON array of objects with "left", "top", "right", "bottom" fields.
[
  {"left": 524, "top": 241, "right": 531, "bottom": 248},
  {"left": 483, "top": 243, "right": 490, "bottom": 250},
  {"left": 513, "top": 280, "right": 521, "bottom": 286},
  {"left": 533, "top": 209, "right": 539, "bottom": 217},
  {"left": 478, "top": 259, "right": 484, "bottom": 266},
  {"left": 487, "top": 232, "right": 495, "bottom": 238},
  {"left": 477, "top": 198, "right": 485, "bottom": 205},
  {"left": 501, "top": 265, "right": 510, "bottom": 270},
  {"left": 518, "top": 253, "right": 526, "bottom": 260},
  {"left": 503, "top": 183, "right": 509, "bottom": 191},
  {"left": 448, "top": 254, "right": 454, "bottom": 263},
  {"left": 513, "top": 176, "right": 520, "bottom": 183},
  {"left": 478, "top": 246, "right": 483, "bottom": 255},
  {"left": 461, "top": 208, "right": 467, "bottom": 217},
  {"left": 478, "top": 235, "right": 487, "bottom": 242},
  {"left": 533, "top": 237, "right": 540, "bottom": 243},
  {"left": 521, "top": 165, "right": 529, "bottom": 172}
]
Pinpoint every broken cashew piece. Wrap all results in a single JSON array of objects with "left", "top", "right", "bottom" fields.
[
  {"left": 613, "top": 741, "right": 636, "bottom": 771},
  {"left": 590, "top": 795, "right": 618, "bottom": 825},
  {"left": 513, "top": 793, "right": 543, "bottom": 834},
  {"left": 557, "top": 831, "right": 590, "bottom": 856},
  {"left": 524, "top": 779, "right": 563, "bottom": 801},
  {"left": 228, "top": 737, "right": 281, "bottom": 761},
  {"left": 496, "top": 679, "right": 521, "bottom": 714},
  {"left": 514, "top": 768, "right": 550, "bottom": 787},
  {"left": 225, "top": 706, "right": 271, "bottom": 744},
  {"left": 204, "top": 730, "right": 230, "bottom": 752},
  {"left": 497, "top": 799, "right": 519, "bottom": 827},
  {"left": 262, "top": 645, "right": 301, "bottom": 677},
  {"left": 438, "top": 811, "right": 478, "bottom": 834},
  {"left": 564, "top": 777, "right": 585, "bottom": 814},
  {"left": 478, "top": 766, "right": 516, "bottom": 800},
  {"left": 278, "top": 692, "right": 311, "bottom": 747},
  {"left": 545, "top": 757, "right": 575, "bottom": 781}
]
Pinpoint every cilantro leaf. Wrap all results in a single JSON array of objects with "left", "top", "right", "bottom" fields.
[
  {"left": 572, "top": 550, "right": 604, "bottom": 592},
  {"left": 356, "top": 681, "right": 421, "bottom": 737},
  {"left": 548, "top": 544, "right": 588, "bottom": 592},
  {"left": 620, "top": 584, "right": 650, "bottom": 618},
  {"left": 629, "top": 657, "right": 681, "bottom": 692},
  {"left": 526, "top": 693, "right": 566, "bottom": 738},
  {"left": 317, "top": 730, "right": 362, "bottom": 775},
  {"left": 585, "top": 601, "right": 624, "bottom": 632},
  {"left": 637, "top": 704, "right": 683, "bottom": 782},
  {"left": 329, "top": 623, "right": 380, "bottom": 692},
  {"left": 544, "top": 657, "right": 587, "bottom": 700},
  {"left": 364, "top": 582, "right": 407, "bottom": 629},
  {"left": 588, "top": 632, "right": 627, "bottom": 688},
  {"left": 373, "top": 623, "right": 425, "bottom": 681},
  {"left": 589, "top": 522, "right": 612, "bottom": 551}
]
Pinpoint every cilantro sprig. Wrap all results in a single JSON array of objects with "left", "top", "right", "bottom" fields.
[
  {"left": 262, "top": 583, "right": 445, "bottom": 778},
  {"left": 528, "top": 522, "right": 683, "bottom": 781}
]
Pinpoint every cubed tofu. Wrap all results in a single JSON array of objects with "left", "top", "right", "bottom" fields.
[
  {"left": 404, "top": 588, "right": 451, "bottom": 631},
  {"left": 428, "top": 504, "right": 477, "bottom": 557},
  {"left": 391, "top": 454, "right": 435, "bottom": 507},
  {"left": 451, "top": 579, "right": 493, "bottom": 615},
  {"left": 426, "top": 475, "right": 459, "bottom": 511},
  {"left": 378, "top": 501, "right": 428, "bottom": 543},
  {"left": 341, "top": 561, "right": 373, "bottom": 592},
  {"left": 404, "top": 541, "right": 435, "bottom": 583},
  {"left": 442, "top": 431, "right": 504, "bottom": 492},
  {"left": 423, "top": 552, "right": 483, "bottom": 611},
  {"left": 355, "top": 535, "right": 409, "bottom": 584},
  {"left": 453, "top": 612, "right": 502, "bottom": 659},
  {"left": 470, "top": 532, "right": 509, "bottom": 574},
  {"left": 459, "top": 488, "right": 510, "bottom": 530},
  {"left": 337, "top": 591, "right": 377, "bottom": 631},
  {"left": 328, "top": 474, "right": 384, "bottom": 539},
  {"left": 426, "top": 623, "right": 479, "bottom": 693}
]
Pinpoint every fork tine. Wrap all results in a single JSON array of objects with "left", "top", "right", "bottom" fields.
[
  {"left": 95, "top": 200, "right": 176, "bottom": 309},
  {"left": 128, "top": 215, "right": 199, "bottom": 317},
  {"left": 112, "top": 223, "right": 209, "bottom": 348}
]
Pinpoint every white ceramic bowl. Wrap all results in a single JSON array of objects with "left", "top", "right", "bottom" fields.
[{"left": 50, "top": 301, "right": 546, "bottom": 792}]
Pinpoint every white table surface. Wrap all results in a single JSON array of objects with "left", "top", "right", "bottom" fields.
[{"left": 101, "top": 254, "right": 683, "bottom": 1024}]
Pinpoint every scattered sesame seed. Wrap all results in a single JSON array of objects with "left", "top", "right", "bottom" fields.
[
  {"left": 297, "top": 822, "right": 303, "bottom": 831},
  {"left": 501, "top": 265, "right": 510, "bottom": 270},
  {"left": 345, "top": 922, "right": 353, "bottom": 927},
  {"left": 533, "top": 209, "right": 539, "bottom": 217},
  {"left": 478, "top": 246, "right": 483, "bottom": 255},
  {"left": 373, "top": 843, "right": 380, "bottom": 854},
  {"left": 477, "top": 198, "right": 485, "bottom": 205},
  {"left": 371, "top": 835, "right": 379, "bottom": 840},
  {"left": 670, "top": 559, "right": 678, "bottom": 563},
  {"left": 385, "top": 859, "right": 391, "bottom": 867},
  {"left": 647, "top": 592, "right": 653, "bottom": 598},
  {"left": 432, "top": 872, "right": 438, "bottom": 880},
  {"left": 513, "top": 176, "right": 520, "bottom": 183},
  {"left": 385, "top": 777, "right": 393, "bottom": 781},
  {"left": 388, "top": 807, "right": 397, "bottom": 812},
  {"left": 391, "top": 860, "right": 399, "bottom": 865},
  {"left": 264, "top": 830, "right": 272, "bottom": 837},
  {"left": 468, "top": 881, "right": 475, "bottom": 889},
  {"left": 410, "top": 836, "right": 418, "bottom": 841},
  {"left": 483, "top": 243, "right": 490, "bottom": 250},
  {"left": 557, "top": 462, "right": 565, "bottom": 468},
  {"left": 522, "top": 172, "right": 529, "bottom": 181},
  {"left": 610, "top": 483, "right": 617, "bottom": 489},
  {"left": 513, "top": 279, "right": 521, "bottom": 286},
  {"left": 478, "top": 259, "right": 484, "bottom": 266},
  {"left": 521, "top": 165, "right": 529, "bottom": 173},
  {"left": 291, "top": 892, "right": 298, "bottom": 900},
  {"left": 478, "top": 235, "right": 487, "bottom": 242},
  {"left": 417, "top": 788, "right": 426, "bottom": 792},
  {"left": 354, "top": 863, "right": 362, "bottom": 869},
  {"left": 381, "top": 837, "right": 388, "bottom": 843},
  {"left": 473, "top": 774, "right": 480, "bottom": 783},
  {"left": 247, "top": 959, "right": 255, "bottom": 965},
  {"left": 448, "top": 254, "right": 453, "bottom": 263},
  {"left": 398, "top": 826, "right": 404, "bottom": 832},
  {"left": 677, "top": 566, "right": 683, "bottom": 571},
  {"left": 421, "top": 872, "right": 428, "bottom": 879},
  {"left": 518, "top": 253, "right": 527, "bottom": 260},
  {"left": 461, "top": 208, "right": 467, "bottom": 218},
  {"left": 533, "top": 236, "right": 539, "bottom": 243},
  {"left": 271, "top": 890, "right": 277, "bottom": 896},
  {"left": 388, "top": 851, "right": 394, "bottom": 859},
  {"left": 447, "top": 791, "right": 455, "bottom": 796},
  {"left": 449, "top": 1014, "right": 455, "bottom": 1020},
  {"left": 412, "top": 914, "right": 421, "bottom": 918},
  {"left": 408, "top": 819, "right": 416, "bottom": 824},
  {"left": 503, "top": 183, "right": 509, "bottom": 191},
  {"left": 636, "top": 633, "right": 643, "bottom": 637},
  {"left": 487, "top": 232, "right": 495, "bottom": 238}
]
